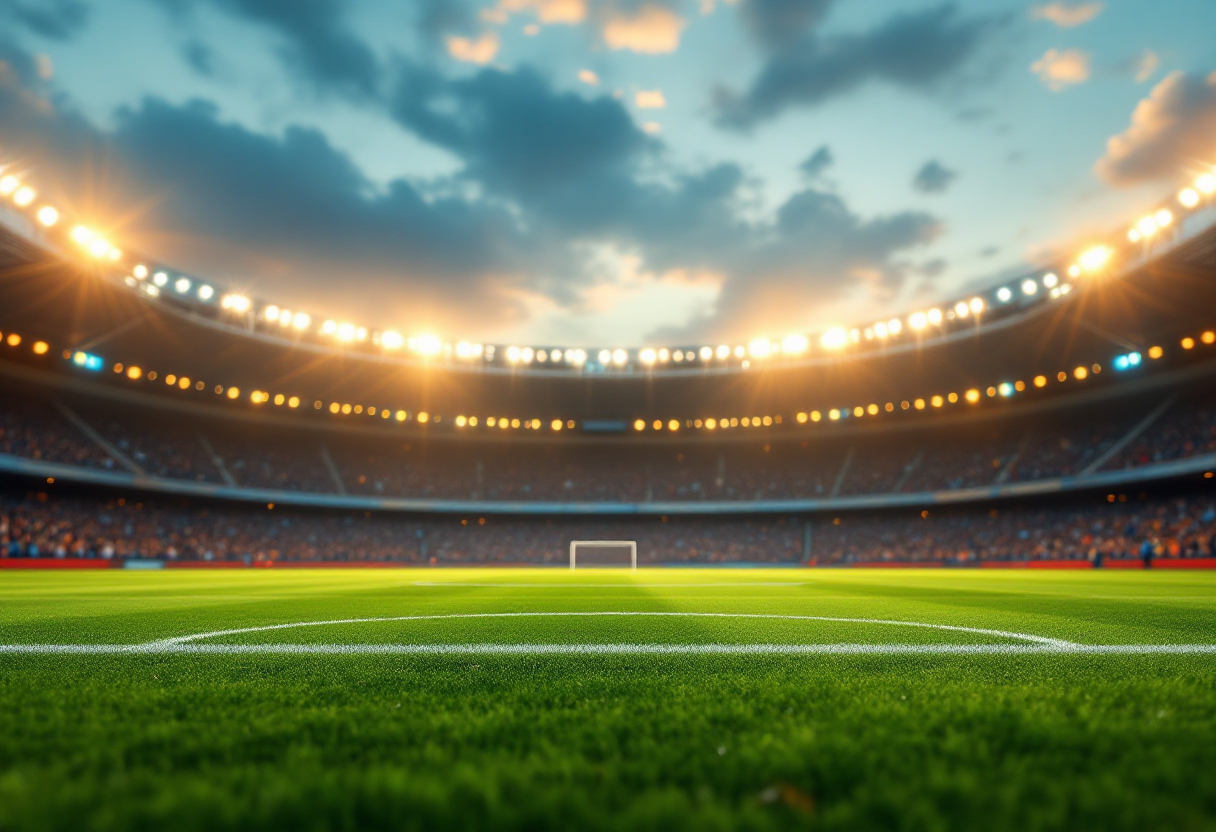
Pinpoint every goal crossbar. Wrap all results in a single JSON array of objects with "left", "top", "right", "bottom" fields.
[{"left": 569, "top": 540, "right": 637, "bottom": 570}]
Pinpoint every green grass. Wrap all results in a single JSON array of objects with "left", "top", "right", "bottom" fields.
[{"left": 1, "top": 569, "right": 1215, "bottom": 831}]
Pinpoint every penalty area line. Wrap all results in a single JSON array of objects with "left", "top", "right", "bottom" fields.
[{"left": 2, "top": 643, "right": 1215, "bottom": 655}]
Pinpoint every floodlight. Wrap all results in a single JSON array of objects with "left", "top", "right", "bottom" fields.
[
  {"left": 197, "top": 285, "right": 214, "bottom": 300},
  {"left": 1196, "top": 173, "right": 1216, "bottom": 195},
  {"left": 997, "top": 287, "right": 1012, "bottom": 302},
  {"left": 292, "top": 312, "right": 310, "bottom": 330},
  {"left": 36, "top": 206, "right": 58, "bottom": 227},
  {"left": 782, "top": 334, "right": 809, "bottom": 354},
  {"left": 748, "top": 338, "right": 770, "bottom": 358},
  {"left": 820, "top": 327, "right": 848, "bottom": 350},
  {"left": 969, "top": 297, "right": 984, "bottom": 314},
  {"left": 598, "top": 349, "right": 611, "bottom": 364},
  {"left": 1042, "top": 273, "right": 1058, "bottom": 288},
  {"left": 1078, "top": 245, "right": 1112, "bottom": 273},
  {"left": 175, "top": 277, "right": 191, "bottom": 293},
  {"left": 1179, "top": 188, "right": 1200, "bottom": 208},
  {"left": 612, "top": 349, "right": 627, "bottom": 366},
  {"left": 1021, "top": 279, "right": 1037, "bottom": 295},
  {"left": 380, "top": 331, "right": 404, "bottom": 350},
  {"left": 13, "top": 186, "right": 35, "bottom": 207},
  {"left": 264, "top": 305, "right": 280, "bottom": 322},
  {"left": 640, "top": 348, "right": 656, "bottom": 364},
  {"left": 0, "top": 176, "right": 18, "bottom": 194},
  {"left": 909, "top": 312, "right": 927, "bottom": 330},
  {"left": 1155, "top": 208, "right": 1173, "bottom": 228}
]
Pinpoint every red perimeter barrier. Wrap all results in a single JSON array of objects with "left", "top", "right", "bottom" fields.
[
  {"left": 979, "top": 560, "right": 1094, "bottom": 569},
  {"left": 1105, "top": 557, "right": 1216, "bottom": 569},
  {"left": 844, "top": 561, "right": 946, "bottom": 568},
  {"left": 0, "top": 558, "right": 114, "bottom": 569}
]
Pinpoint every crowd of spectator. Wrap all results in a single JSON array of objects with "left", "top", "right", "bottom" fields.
[
  {"left": 3, "top": 488, "right": 1214, "bottom": 565},
  {"left": 0, "top": 391, "right": 1212, "bottom": 503}
]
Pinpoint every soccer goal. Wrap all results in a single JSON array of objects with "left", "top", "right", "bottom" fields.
[{"left": 569, "top": 540, "right": 637, "bottom": 570}]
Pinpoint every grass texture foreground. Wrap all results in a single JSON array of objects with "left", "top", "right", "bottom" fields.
[{"left": 1, "top": 568, "right": 1215, "bottom": 831}]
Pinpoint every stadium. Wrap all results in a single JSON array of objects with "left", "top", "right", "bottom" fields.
[{"left": 3, "top": 2, "right": 1216, "bottom": 829}]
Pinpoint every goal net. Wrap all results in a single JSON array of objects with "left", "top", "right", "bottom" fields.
[{"left": 569, "top": 540, "right": 637, "bottom": 570}]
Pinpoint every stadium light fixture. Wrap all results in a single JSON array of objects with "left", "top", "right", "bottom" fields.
[
  {"left": 506, "top": 345, "right": 522, "bottom": 363},
  {"left": 321, "top": 319, "right": 337, "bottom": 335},
  {"left": 1155, "top": 208, "right": 1173, "bottom": 228},
  {"left": 174, "top": 277, "right": 191, "bottom": 294},
  {"left": 410, "top": 334, "right": 443, "bottom": 356},
  {"left": 197, "top": 285, "right": 214, "bottom": 301},
  {"left": 1078, "top": 245, "right": 1112, "bottom": 273},
  {"left": 640, "top": 348, "right": 657, "bottom": 365},
  {"left": 781, "top": 334, "right": 808, "bottom": 355},
  {"left": 598, "top": 349, "right": 611, "bottom": 364},
  {"left": 699, "top": 346, "right": 713, "bottom": 360},
  {"left": 336, "top": 323, "right": 357, "bottom": 342},
  {"left": 1042, "top": 273, "right": 1058, "bottom": 288},
  {"left": 521, "top": 347, "right": 535, "bottom": 363},
  {"left": 1021, "top": 279, "right": 1037, "bottom": 296},
  {"left": 657, "top": 348, "right": 670, "bottom": 362},
  {"left": 927, "top": 308, "right": 943, "bottom": 325},
  {"left": 382, "top": 331, "right": 405, "bottom": 350},
  {"left": 874, "top": 322, "right": 889, "bottom": 339},
  {"left": 612, "top": 349, "right": 627, "bottom": 366},
  {"left": 12, "top": 186, "right": 35, "bottom": 207},
  {"left": 965, "top": 389, "right": 980, "bottom": 403},
  {"left": 820, "top": 327, "right": 848, "bottom": 350},
  {"left": 996, "top": 287, "right": 1012, "bottom": 303},
  {"left": 1179, "top": 187, "right": 1200, "bottom": 209},
  {"left": 0, "top": 175, "right": 18, "bottom": 195},
  {"left": 969, "top": 297, "right": 984, "bottom": 314},
  {"left": 1137, "top": 215, "right": 1158, "bottom": 237},
  {"left": 887, "top": 318, "right": 902, "bottom": 335},
  {"left": 221, "top": 294, "right": 250, "bottom": 313},
  {"left": 715, "top": 345, "right": 730, "bottom": 359},
  {"left": 1128, "top": 228, "right": 1142, "bottom": 243},
  {"left": 748, "top": 338, "right": 770, "bottom": 358},
  {"left": 1196, "top": 173, "right": 1216, "bottom": 195},
  {"left": 292, "top": 312, "right": 310, "bottom": 331},
  {"left": 278, "top": 309, "right": 293, "bottom": 327},
  {"left": 908, "top": 312, "right": 927, "bottom": 331},
  {"left": 36, "top": 206, "right": 59, "bottom": 227},
  {"left": 263, "top": 305, "right": 280, "bottom": 322},
  {"left": 133, "top": 265, "right": 148, "bottom": 279},
  {"left": 954, "top": 301, "right": 969, "bottom": 318}
]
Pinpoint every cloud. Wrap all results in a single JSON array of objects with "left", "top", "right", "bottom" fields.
[
  {"left": 737, "top": 0, "right": 833, "bottom": 54},
  {"left": 578, "top": 69, "right": 600, "bottom": 85},
  {"left": 601, "top": 3, "right": 685, "bottom": 53},
  {"left": 641, "top": 120, "right": 662, "bottom": 134},
  {"left": 912, "top": 159, "right": 957, "bottom": 194},
  {"left": 0, "top": 0, "right": 89, "bottom": 40},
  {"left": 798, "top": 145, "right": 833, "bottom": 179},
  {"left": 657, "top": 187, "right": 942, "bottom": 339},
  {"left": 1124, "top": 49, "right": 1160, "bottom": 84},
  {"left": 182, "top": 41, "right": 215, "bottom": 77},
  {"left": 1030, "top": 48, "right": 1090, "bottom": 91},
  {"left": 1029, "top": 1, "right": 1102, "bottom": 28},
  {"left": 714, "top": 4, "right": 996, "bottom": 130},
  {"left": 150, "top": 0, "right": 380, "bottom": 98},
  {"left": 634, "top": 89, "right": 666, "bottom": 108},
  {"left": 498, "top": 0, "right": 587, "bottom": 24},
  {"left": 1096, "top": 70, "right": 1216, "bottom": 187},
  {"left": 447, "top": 32, "right": 500, "bottom": 64}
]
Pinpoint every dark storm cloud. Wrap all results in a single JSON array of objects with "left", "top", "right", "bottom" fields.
[
  {"left": 714, "top": 4, "right": 997, "bottom": 130},
  {"left": 0, "top": 0, "right": 90, "bottom": 40},
  {"left": 150, "top": 0, "right": 380, "bottom": 97},
  {"left": 912, "top": 159, "right": 957, "bottom": 194},
  {"left": 798, "top": 145, "right": 833, "bottom": 179}
]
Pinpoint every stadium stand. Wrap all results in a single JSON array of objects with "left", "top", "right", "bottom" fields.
[{"left": 2, "top": 167, "right": 1216, "bottom": 565}]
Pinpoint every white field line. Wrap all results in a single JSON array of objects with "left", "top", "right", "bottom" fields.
[
  {"left": 3, "top": 612, "right": 1212, "bottom": 656},
  {"left": 2, "top": 643, "right": 1216, "bottom": 655},
  {"left": 148, "top": 612, "right": 1077, "bottom": 647},
  {"left": 411, "top": 582, "right": 810, "bottom": 588}
]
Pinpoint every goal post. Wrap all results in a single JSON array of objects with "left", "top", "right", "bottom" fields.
[{"left": 569, "top": 540, "right": 637, "bottom": 570}]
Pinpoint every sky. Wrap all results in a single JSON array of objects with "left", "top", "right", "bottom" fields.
[{"left": 0, "top": 0, "right": 1214, "bottom": 347}]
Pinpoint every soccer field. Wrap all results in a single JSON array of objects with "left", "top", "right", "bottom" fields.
[{"left": 2, "top": 569, "right": 1215, "bottom": 831}]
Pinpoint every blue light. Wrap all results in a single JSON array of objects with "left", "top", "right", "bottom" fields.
[
  {"left": 1113, "top": 351, "right": 1142, "bottom": 371},
  {"left": 71, "top": 351, "right": 104, "bottom": 372},
  {"left": 998, "top": 382, "right": 1014, "bottom": 397}
]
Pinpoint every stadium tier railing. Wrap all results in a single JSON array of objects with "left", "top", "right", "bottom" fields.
[{"left": 3, "top": 448, "right": 1213, "bottom": 516}]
